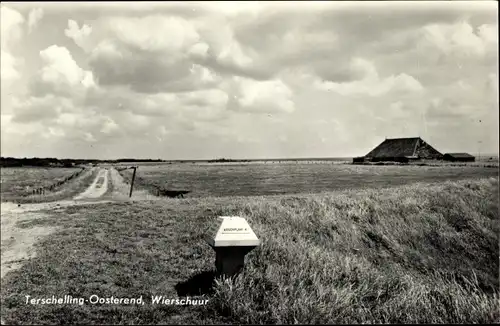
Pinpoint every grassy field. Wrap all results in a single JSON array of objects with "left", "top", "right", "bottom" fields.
[
  {"left": 0, "top": 168, "right": 98, "bottom": 204},
  {"left": 119, "top": 163, "right": 499, "bottom": 197},
  {"left": 0, "top": 167, "right": 82, "bottom": 199},
  {"left": 1, "top": 177, "right": 498, "bottom": 324}
]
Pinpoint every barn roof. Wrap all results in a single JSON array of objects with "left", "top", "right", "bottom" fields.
[
  {"left": 364, "top": 137, "right": 443, "bottom": 159},
  {"left": 365, "top": 137, "right": 421, "bottom": 158},
  {"left": 444, "top": 153, "right": 475, "bottom": 158}
]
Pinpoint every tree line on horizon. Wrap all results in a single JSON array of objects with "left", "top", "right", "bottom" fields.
[{"left": 0, "top": 157, "right": 165, "bottom": 167}]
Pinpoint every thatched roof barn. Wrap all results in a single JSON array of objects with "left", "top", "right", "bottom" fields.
[
  {"left": 443, "top": 153, "right": 475, "bottom": 162},
  {"left": 355, "top": 137, "right": 443, "bottom": 163}
]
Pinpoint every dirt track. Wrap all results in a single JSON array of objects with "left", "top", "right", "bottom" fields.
[
  {"left": 73, "top": 168, "right": 109, "bottom": 200},
  {"left": 0, "top": 167, "right": 142, "bottom": 280}
]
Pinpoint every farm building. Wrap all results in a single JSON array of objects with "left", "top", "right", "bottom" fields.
[
  {"left": 443, "top": 153, "right": 475, "bottom": 162},
  {"left": 354, "top": 137, "right": 444, "bottom": 163}
]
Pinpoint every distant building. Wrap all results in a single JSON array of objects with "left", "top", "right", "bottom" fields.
[
  {"left": 443, "top": 153, "right": 475, "bottom": 162},
  {"left": 354, "top": 137, "right": 443, "bottom": 163}
]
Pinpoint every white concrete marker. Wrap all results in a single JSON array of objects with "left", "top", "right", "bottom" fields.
[
  {"left": 204, "top": 216, "right": 260, "bottom": 278},
  {"left": 205, "top": 216, "right": 260, "bottom": 247}
]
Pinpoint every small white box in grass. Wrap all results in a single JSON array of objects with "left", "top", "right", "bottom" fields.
[{"left": 204, "top": 216, "right": 260, "bottom": 278}]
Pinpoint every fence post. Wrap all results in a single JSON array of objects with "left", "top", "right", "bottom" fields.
[{"left": 129, "top": 166, "right": 137, "bottom": 198}]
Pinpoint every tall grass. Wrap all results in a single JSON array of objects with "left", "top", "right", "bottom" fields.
[{"left": 207, "top": 178, "right": 499, "bottom": 324}]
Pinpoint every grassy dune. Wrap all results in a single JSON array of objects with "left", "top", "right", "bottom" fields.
[{"left": 1, "top": 178, "right": 498, "bottom": 324}]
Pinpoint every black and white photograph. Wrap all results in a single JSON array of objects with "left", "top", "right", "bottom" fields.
[{"left": 0, "top": 1, "right": 498, "bottom": 324}]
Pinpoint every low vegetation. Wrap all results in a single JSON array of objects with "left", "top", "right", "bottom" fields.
[
  {"left": 118, "top": 163, "right": 498, "bottom": 198},
  {"left": 353, "top": 161, "right": 499, "bottom": 168},
  {"left": 2, "top": 168, "right": 98, "bottom": 204},
  {"left": 118, "top": 168, "right": 165, "bottom": 196},
  {"left": 0, "top": 157, "right": 165, "bottom": 168},
  {"left": 208, "top": 158, "right": 251, "bottom": 163},
  {"left": 1, "top": 167, "right": 81, "bottom": 199},
  {"left": 1, "top": 178, "right": 498, "bottom": 324}
]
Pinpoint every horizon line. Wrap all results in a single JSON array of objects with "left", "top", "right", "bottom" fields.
[
  {"left": 2, "top": 153, "right": 498, "bottom": 162},
  {"left": 1, "top": 156, "right": 358, "bottom": 161}
]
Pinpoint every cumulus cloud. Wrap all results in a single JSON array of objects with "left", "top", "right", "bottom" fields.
[
  {"left": 227, "top": 77, "right": 295, "bottom": 114},
  {"left": 27, "top": 8, "right": 44, "bottom": 33},
  {"left": 314, "top": 58, "right": 424, "bottom": 96},
  {"left": 192, "top": 11, "right": 340, "bottom": 81},
  {"left": 1, "top": 50, "right": 23, "bottom": 81},
  {"left": 1, "top": 5, "right": 24, "bottom": 48},
  {"left": 106, "top": 15, "right": 200, "bottom": 52},
  {"left": 30, "top": 45, "right": 95, "bottom": 97},
  {"left": 420, "top": 20, "right": 497, "bottom": 58},
  {"left": 39, "top": 45, "right": 94, "bottom": 86},
  {"left": 191, "top": 17, "right": 271, "bottom": 80},
  {"left": 65, "top": 15, "right": 221, "bottom": 93},
  {"left": 64, "top": 20, "right": 92, "bottom": 49},
  {"left": 1, "top": 5, "right": 24, "bottom": 82}
]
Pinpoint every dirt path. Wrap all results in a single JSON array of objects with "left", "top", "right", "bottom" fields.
[
  {"left": 0, "top": 204, "right": 55, "bottom": 279},
  {"left": 0, "top": 166, "right": 164, "bottom": 281},
  {"left": 1, "top": 168, "right": 112, "bottom": 280},
  {"left": 73, "top": 168, "right": 109, "bottom": 200},
  {"left": 0, "top": 166, "right": 165, "bottom": 281}
]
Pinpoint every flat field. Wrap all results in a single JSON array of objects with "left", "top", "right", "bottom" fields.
[
  {"left": 119, "top": 163, "right": 499, "bottom": 197},
  {"left": 0, "top": 167, "right": 81, "bottom": 199}
]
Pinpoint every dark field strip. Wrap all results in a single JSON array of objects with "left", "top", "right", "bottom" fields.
[{"left": 122, "top": 163, "right": 499, "bottom": 198}]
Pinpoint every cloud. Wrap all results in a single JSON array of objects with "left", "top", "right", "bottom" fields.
[
  {"left": 227, "top": 77, "right": 295, "bottom": 114},
  {"left": 65, "top": 15, "right": 221, "bottom": 93},
  {"left": 191, "top": 11, "right": 340, "bottom": 81},
  {"left": 420, "top": 20, "right": 497, "bottom": 58},
  {"left": 1, "top": 50, "right": 23, "bottom": 81},
  {"left": 11, "top": 94, "right": 74, "bottom": 123},
  {"left": 176, "top": 89, "right": 229, "bottom": 121},
  {"left": 215, "top": 1, "right": 495, "bottom": 82},
  {"left": 104, "top": 15, "right": 200, "bottom": 52},
  {"left": 100, "top": 117, "right": 119, "bottom": 134},
  {"left": 1, "top": 5, "right": 24, "bottom": 82},
  {"left": 64, "top": 19, "right": 92, "bottom": 49},
  {"left": 39, "top": 45, "right": 93, "bottom": 85},
  {"left": 1, "top": 5, "right": 24, "bottom": 48},
  {"left": 27, "top": 7, "right": 44, "bottom": 33},
  {"left": 30, "top": 45, "right": 95, "bottom": 97},
  {"left": 8, "top": 93, "right": 124, "bottom": 145},
  {"left": 313, "top": 58, "right": 424, "bottom": 96}
]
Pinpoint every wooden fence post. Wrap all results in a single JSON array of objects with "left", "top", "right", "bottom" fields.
[{"left": 129, "top": 166, "right": 137, "bottom": 198}]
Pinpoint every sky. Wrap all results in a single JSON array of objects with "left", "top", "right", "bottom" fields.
[{"left": 1, "top": 1, "right": 498, "bottom": 160}]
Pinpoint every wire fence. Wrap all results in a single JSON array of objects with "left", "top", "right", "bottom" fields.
[{"left": 28, "top": 167, "right": 86, "bottom": 199}]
